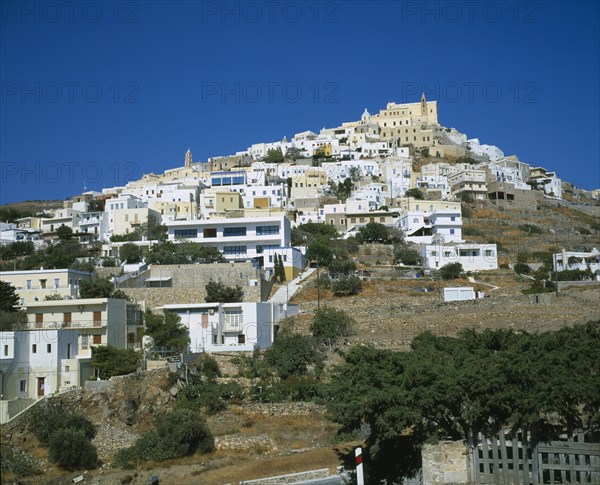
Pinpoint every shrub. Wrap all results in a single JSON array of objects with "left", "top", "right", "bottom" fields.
[
  {"left": 191, "top": 353, "right": 221, "bottom": 381},
  {"left": 205, "top": 280, "right": 244, "bottom": 303},
  {"left": 328, "top": 258, "right": 356, "bottom": 277},
  {"left": 394, "top": 245, "right": 422, "bottom": 266},
  {"left": 176, "top": 381, "right": 243, "bottom": 414},
  {"left": 310, "top": 306, "right": 354, "bottom": 349},
  {"left": 331, "top": 275, "right": 363, "bottom": 296},
  {"left": 114, "top": 409, "right": 213, "bottom": 468},
  {"left": 514, "top": 262, "right": 531, "bottom": 275},
  {"left": 256, "top": 377, "right": 325, "bottom": 403},
  {"left": 0, "top": 439, "right": 41, "bottom": 477},
  {"left": 48, "top": 429, "right": 98, "bottom": 470},
  {"left": 91, "top": 346, "right": 141, "bottom": 379},
  {"left": 102, "top": 258, "right": 117, "bottom": 267},
  {"left": 265, "top": 333, "right": 323, "bottom": 379},
  {"left": 28, "top": 402, "right": 96, "bottom": 446},
  {"left": 439, "top": 262, "right": 463, "bottom": 280},
  {"left": 518, "top": 224, "right": 543, "bottom": 235}
]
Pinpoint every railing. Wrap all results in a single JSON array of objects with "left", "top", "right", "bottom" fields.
[{"left": 27, "top": 319, "right": 108, "bottom": 329}]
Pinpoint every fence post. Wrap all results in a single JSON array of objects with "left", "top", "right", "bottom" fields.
[{"left": 355, "top": 447, "right": 364, "bottom": 485}]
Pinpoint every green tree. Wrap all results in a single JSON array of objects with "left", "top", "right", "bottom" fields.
[
  {"left": 285, "top": 147, "right": 302, "bottom": 161},
  {"left": 349, "top": 166, "right": 361, "bottom": 182},
  {"left": 439, "top": 262, "right": 463, "bottom": 280},
  {"left": 328, "top": 258, "right": 356, "bottom": 277},
  {"left": 205, "top": 280, "right": 244, "bottom": 303},
  {"left": 325, "top": 323, "right": 600, "bottom": 483},
  {"left": 56, "top": 225, "right": 74, "bottom": 240},
  {"left": 405, "top": 188, "right": 424, "bottom": 200},
  {"left": 275, "top": 254, "right": 286, "bottom": 283},
  {"left": 265, "top": 333, "right": 324, "bottom": 379},
  {"left": 79, "top": 277, "right": 115, "bottom": 298},
  {"left": 144, "top": 310, "right": 190, "bottom": 351},
  {"left": 263, "top": 148, "right": 284, "bottom": 163},
  {"left": 306, "top": 238, "right": 334, "bottom": 267},
  {"left": 0, "top": 281, "right": 19, "bottom": 312},
  {"left": 356, "top": 222, "right": 390, "bottom": 244},
  {"left": 120, "top": 242, "right": 142, "bottom": 264},
  {"left": 310, "top": 306, "right": 354, "bottom": 349},
  {"left": 394, "top": 244, "right": 423, "bottom": 266},
  {"left": 48, "top": 429, "right": 97, "bottom": 471},
  {"left": 91, "top": 346, "right": 141, "bottom": 379}
]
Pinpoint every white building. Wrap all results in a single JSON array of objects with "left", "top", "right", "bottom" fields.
[
  {"left": 488, "top": 157, "right": 531, "bottom": 190},
  {"left": 166, "top": 215, "right": 291, "bottom": 262},
  {"left": 350, "top": 183, "right": 389, "bottom": 206},
  {"left": 160, "top": 302, "right": 284, "bottom": 353},
  {"left": 0, "top": 329, "right": 88, "bottom": 403},
  {"left": 22, "top": 298, "right": 144, "bottom": 358},
  {"left": 78, "top": 211, "right": 108, "bottom": 241},
  {"left": 553, "top": 248, "right": 600, "bottom": 277},
  {"left": 466, "top": 138, "right": 504, "bottom": 162},
  {"left": 41, "top": 208, "right": 83, "bottom": 235},
  {"left": 420, "top": 243, "right": 498, "bottom": 271},
  {"left": 529, "top": 167, "right": 563, "bottom": 199},
  {"left": 398, "top": 200, "right": 462, "bottom": 244}
]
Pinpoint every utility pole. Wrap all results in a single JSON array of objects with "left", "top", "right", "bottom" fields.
[{"left": 554, "top": 225, "right": 559, "bottom": 297}]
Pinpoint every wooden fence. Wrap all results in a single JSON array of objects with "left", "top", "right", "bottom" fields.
[{"left": 468, "top": 429, "right": 600, "bottom": 484}]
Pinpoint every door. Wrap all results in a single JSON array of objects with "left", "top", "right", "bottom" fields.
[
  {"left": 93, "top": 311, "right": 101, "bottom": 326},
  {"left": 37, "top": 377, "right": 45, "bottom": 397},
  {"left": 35, "top": 313, "right": 43, "bottom": 328}
]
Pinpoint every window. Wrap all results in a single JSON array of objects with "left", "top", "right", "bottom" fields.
[
  {"left": 127, "top": 333, "right": 136, "bottom": 343},
  {"left": 47, "top": 344, "right": 51, "bottom": 353},
  {"left": 223, "top": 245, "right": 246, "bottom": 255},
  {"left": 223, "top": 226, "right": 247, "bottom": 237},
  {"left": 174, "top": 228, "right": 197, "bottom": 238},
  {"left": 67, "top": 343, "right": 71, "bottom": 359},
  {"left": 450, "top": 216, "right": 456, "bottom": 221},
  {"left": 485, "top": 250, "right": 494, "bottom": 257},
  {"left": 238, "top": 334, "right": 246, "bottom": 344},
  {"left": 20, "top": 380, "right": 26, "bottom": 392},
  {"left": 203, "top": 228, "right": 217, "bottom": 238},
  {"left": 54, "top": 278, "right": 60, "bottom": 289},
  {"left": 26, "top": 279, "right": 32, "bottom": 289},
  {"left": 350, "top": 218, "right": 356, "bottom": 223},
  {"left": 256, "top": 225, "right": 279, "bottom": 235},
  {"left": 450, "top": 229, "right": 455, "bottom": 235},
  {"left": 32, "top": 344, "right": 37, "bottom": 353},
  {"left": 380, "top": 217, "right": 385, "bottom": 222},
  {"left": 3, "top": 345, "right": 8, "bottom": 356},
  {"left": 93, "top": 311, "right": 102, "bottom": 326},
  {"left": 93, "top": 335, "right": 102, "bottom": 345},
  {"left": 431, "top": 251, "right": 437, "bottom": 256}
]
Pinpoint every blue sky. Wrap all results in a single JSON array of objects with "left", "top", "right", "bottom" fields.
[{"left": 1, "top": 0, "right": 599, "bottom": 204}]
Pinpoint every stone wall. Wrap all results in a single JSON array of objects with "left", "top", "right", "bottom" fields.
[
  {"left": 422, "top": 440, "right": 469, "bottom": 485},
  {"left": 119, "top": 262, "right": 262, "bottom": 309}
]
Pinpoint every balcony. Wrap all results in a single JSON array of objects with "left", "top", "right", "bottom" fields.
[{"left": 28, "top": 319, "right": 107, "bottom": 330}]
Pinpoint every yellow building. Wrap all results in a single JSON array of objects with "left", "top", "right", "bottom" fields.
[
  {"left": 0, "top": 269, "right": 93, "bottom": 305},
  {"left": 373, "top": 94, "right": 439, "bottom": 148},
  {"left": 113, "top": 208, "right": 161, "bottom": 236}
]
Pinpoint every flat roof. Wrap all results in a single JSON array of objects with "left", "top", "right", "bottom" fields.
[{"left": 0, "top": 269, "right": 93, "bottom": 276}]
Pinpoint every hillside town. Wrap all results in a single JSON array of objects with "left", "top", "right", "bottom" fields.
[{"left": 1, "top": 96, "right": 599, "bottom": 484}]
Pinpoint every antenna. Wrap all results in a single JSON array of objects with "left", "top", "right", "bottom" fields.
[{"left": 83, "top": 175, "right": 87, "bottom": 193}]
